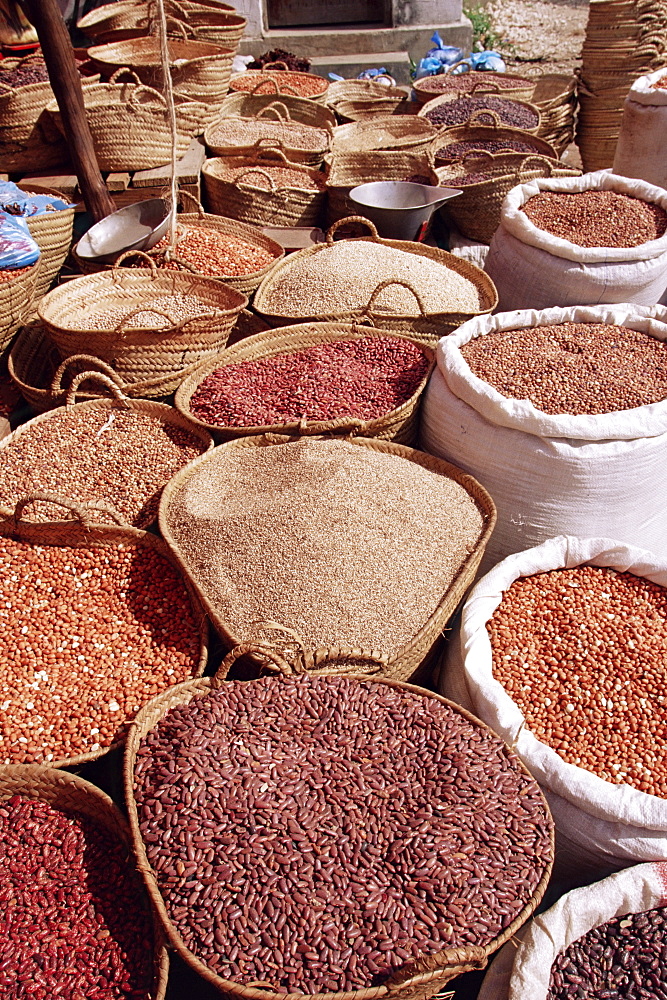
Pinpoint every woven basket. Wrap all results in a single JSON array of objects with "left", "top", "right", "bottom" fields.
[
  {"left": 227, "top": 307, "right": 271, "bottom": 346},
  {"left": 72, "top": 197, "right": 285, "bottom": 296},
  {"left": 326, "top": 149, "right": 439, "bottom": 226},
  {"left": 123, "top": 653, "right": 553, "bottom": 998},
  {"left": 46, "top": 71, "right": 209, "bottom": 172},
  {"left": 253, "top": 217, "right": 498, "bottom": 342},
  {"left": 229, "top": 69, "right": 329, "bottom": 101},
  {"left": 436, "top": 152, "right": 581, "bottom": 244},
  {"left": 413, "top": 70, "right": 535, "bottom": 106},
  {"left": 0, "top": 262, "right": 39, "bottom": 353},
  {"left": 432, "top": 116, "right": 558, "bottom": 164},
  {"left": 15, "top": 183, "right": 75, "bottom": 301},
  {"left": 419, "top": 92, "right": 542, "bottom": 134},
  {"left": 0, "top": 492, "right": 208, "bottom": 767},
  {"left": 216, "top": 91, "right": 336, "bottom": 129},
  {"left": 325, "top": 78, "right": 412, "bottom": 121},
  {"left": 0, "top": 763, "right": 169, "bottom": 1000},
  {"left": 531, "top": 74, "right": 578, "bottom": 155},
  {"left": 331, "top": 115, "right": 440, "bottom": 155},
  {"left": 203, "top": 147, "right": 327, "bottom": 229},
  {"left": 174, "top": 322, "right": 435, "bottom": 444},
  {"left": 205, "top": 106, "right": 330, "bottom": 166},
  {"left": 37, "top": 259, "right": 247, "bottom": 396},
  {"left": 88, "top": 36, "right": 234, "bottom": 103},
  {"left": 0, "top": 372, "right": 213, "bottom": 526},
  {"left": 77, "top": 0, "right": 152, "bottom": 40},
  {"left": 158, "top": 432, "right": 496, "bottom": 680}
]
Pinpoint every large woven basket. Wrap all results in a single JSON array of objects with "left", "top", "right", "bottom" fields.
[
  {"left": 0, "top": 763, "right": 169, "bottom": 1000},
  {"left": 77, "top": 0, "right": 154, "bottom": 41},
  {"left": 173, "top": 321, "right": 435, "bottom": 445},
  {"left": 0, "top": 262, "right": 40, "bottom": 352},
  {"left": 419, "top": 92, "right": 542, "bottom": 134},
  {"left": 253, "top": 217, "right": 498, "bottom": 342},
  {"left": 331, "top": 115, "right": 440, "bottom": 155},
  {"left": 0, "top": 373, "right": 213, "bottom": 526},
  {"left": 88, "top": 36, "right": 234, "bottom": 103},
  {"left": 0, "top": 56, "right": 68, "bottom": 172},
  {"left": 204, "top": 106, "right": 330, "bottom": 166},
  {"left": 72, "top": 198, "right": 285, "bottom": 296},
  {"left": 432, "top": 115, "right": 558, "bottom": 164},
  {"left": 531, "top": 74, "right": 578, "bottom": 155},
  {"left": 325, "top": 78, "right": 412, "bottom": 121},
  {"left": 123, "top": 653, "right": 552, "bottom": 1000},
  {"left": 15, "top": 183, "right": 75, "bottom": 300},
  {"left": 216, "top": 92, "right": 336, "bottom": 130},
  {"left": 325, "top": 149, "right": 438, "bottom": 226},
  {"left": 229, "top": 68, "right": 329, "bottom": 102},
  {"left": 37, "top": 260, "right": 247, "bottom": 396},
  {"left": 157, "top": 432, "right": 496, "bottom": 681},
  {"left": 414, "top": 70, "right": 536, "bottom": 106},
  {"left": 0, "top": 493, "right": 208, "bottom": 767},
  {"left": 203, "top": 147, "right": 327, "bottom": 228},
  {"left": 436, "top": 151, "right": 581, "bottom": 244},
  {"left": 46, "top": 72, "right": 209, "bottom": 172}
]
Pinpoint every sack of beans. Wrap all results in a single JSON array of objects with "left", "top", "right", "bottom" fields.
[
  {"left": 125, "top": 646, "right": 554, "bottom": 999},
  {"left": 477, "top": 862, "right": 667, "bottom": 1000},
  {"left": 37, "top": 257, "right": 247, "bottom": 396},
  {"left": 159, "top": 433, "right": 496, "bottom": 682},
  {"left": 0, "top": 493, "right": 207, "bottom": 766},
  {"left": 253, "top": 217, "right": 498, "bottom": 342},
  {"left": 484, "top": 170, "right": 667, "bottom": 310},
  {"left": 420, "top": 303, "right": 667, "bottom": 570},
  {"left": 0, "top": 764, "right": 168, "bottom": 999},
  {"left": 440, "top": 534, "right": 667, "bottom": 874},
  {"left": 613, "top": 68, "right": 667, "bottom": 190},
  {"left": 174, "top": 322, "right": 434, "bottom": 445}
]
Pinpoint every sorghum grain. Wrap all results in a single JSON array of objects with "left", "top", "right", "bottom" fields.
[
  {"left": 488, "top": 565, "right": 667, "bottom": 796},
  {"left": 522, "top": 190, "right": 667, "bottom": 247},
  {"left": 135, "top": 673, "right": 553, "bottom": 993},
  {"left": 86, "top": 294, "right": 217, "bottom": 331}
]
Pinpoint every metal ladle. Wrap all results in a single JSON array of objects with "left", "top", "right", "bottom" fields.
[
  {"left": 349, "top": 181, "right": 463, "bottom": 241},
  {"left": 76, "top": 197, "right": 173, "bottom": 263}
]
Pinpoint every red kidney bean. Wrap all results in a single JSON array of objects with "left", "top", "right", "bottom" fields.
[
  {"left": 134, "top": 674, "right": 553, "bottom": 994},
  {"left": 189, "top": 336, "right": 430, "bottom": 427},
  {"left": 0, "top": 795, "right": 155, "bottom": 999}
]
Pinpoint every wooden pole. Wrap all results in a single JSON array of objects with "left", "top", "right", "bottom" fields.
[{"left": 20, "top": 0, "right": 115, "bottom": 222}]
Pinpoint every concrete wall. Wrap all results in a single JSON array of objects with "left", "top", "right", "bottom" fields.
[{"left": 232, "top": 0, "right": 463, "bottom": 37}]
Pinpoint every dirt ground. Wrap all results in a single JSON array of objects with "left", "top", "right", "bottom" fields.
[{"left": 486, "top": 0, "right": 589, "bottom": 78}]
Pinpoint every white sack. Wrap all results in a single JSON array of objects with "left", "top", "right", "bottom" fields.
[
  {"left": 419, "top": 303, "right": 667, "bottom": 573},
  {"left": 614, "top": 68, "right": 667, "bottom": 189},
  {"left": 478, "top": 862, "right": 667, "bottom": 1000},
  {"left": 440, "top": 535, "right": 667, "bottom": 873},
  {"left": 483, "top": 171, "right": 667, "bottom": 310}
]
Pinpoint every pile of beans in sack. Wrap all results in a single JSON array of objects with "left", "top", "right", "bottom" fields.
[{"left": 129, "top": 667, "right": 554, "bottom": 995}]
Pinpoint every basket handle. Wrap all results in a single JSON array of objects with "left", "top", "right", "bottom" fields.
[
  {"left": 258, "top": 100, "right": 291, "bottom": 120},
  {"left": 262, "top": 60, "right": 290, "bottom": 71},
  {"left": 109, "top": 66, "right": 142, "bottom": 85},
  {"left": 255, "top": 104, "right": 291, "bottom": 122},
  {"left": 447, "top": 60, "right": 473, "bottom": 74},
  {"left": 255, "top": 145, "right": 292, "bottom": 165},
  {"left": 236, "top": 167, "right": 277, "bottom": 192},
  {"left": 13, "top": 492, "right": 131, "bottom": 529},
  {"left": 113, "top": 250, "right": 160, "bottom": 277},
  {"left": 459, "top": 149, "right": 495, "bottom": 168},
  {"left": 0, "top": 80, "right": 15, "bottom": 96},
  {"left": 128, "top": 85, "right": 168, "bottom": 111},
  {"left": 164, "top": 15, "right": 191, "bottom": 39},
  {"left": 65, "top": 371, "right": 130, "bottom": 407},
  {"left": 212, "top": 642, "right": 299, "bottom": 686},
  {"left": 465, "top": 109, "right": 502, "bottom": 127},
  {"left": 113, "top": 307, "right": 218, "bottom": 338},
  {"left": 386, "top": 945, "right": 488, "bottom": 990},
  {"left": 177, "top": 189, "right": 206, "bottom": 216},
  {"left": 470, "top": 81, "right": 503, "bottom": 95},
  {"left": 326, "top": 216, "right": 380, "bottom": 245},
  {"left": 50, "top": 354, "right": 125, "bottom": 394},
  {"left": 519, "top": 154, "right": 555, "bottom": 175},
  {"left": 364, "top": 278, "right": 427, "bottom": 319},
  {"left": 249, "top": 77, "right": 300, "bottom": 97},
  {"left": 155, "top": 251, "right": 201, "bottom": 274}
]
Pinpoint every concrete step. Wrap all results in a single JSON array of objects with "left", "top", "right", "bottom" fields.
[{"left": 309, "top": 50, "right": 412, "bottom": 86}]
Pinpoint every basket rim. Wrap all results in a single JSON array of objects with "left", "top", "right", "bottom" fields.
[
  {"left": 123, "top": 667, "right": 554, "bottom": 1000},
  {"left": 0, "top": 497, "right": 210, "bottom": 769},
  {"left": 173, "top": 321, "right": 435, "bottom": 437},
  {"left": 156, "top": 432, "right": 498, "bottom": 670},
  {"left": 414, "top": 70, "right": 536, "bottom": 97},
  {"left": 252, "top": 232, "right": 498, "bottom": 321},
  {"left": 88, "top": 35, "right": 233, "bottom": 65},
  {"left": 202, "top": 154, "right": 328, "bottom": 194},
  {"left": 204, "top": 116, "right": 330, "bottom": 158},
  {"left": 0, "top": 761, "right": 170, "bottom": 1000},
  {"left": 432, "top": 124, "right": 557, "bottom": 161}
]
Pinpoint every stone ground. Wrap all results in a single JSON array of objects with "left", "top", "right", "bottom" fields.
[{"left": 486, "top": 0, "right": 589, "bottom": 78}]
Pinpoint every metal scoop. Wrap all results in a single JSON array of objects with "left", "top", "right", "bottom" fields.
[
  {"left": 76, "top": 198, "right": 173, "bottom": 263},
  {"left": 349, "top": 181, "right": 462, "bottom": 241}
]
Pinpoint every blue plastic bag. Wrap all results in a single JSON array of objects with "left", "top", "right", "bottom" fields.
[
  {"left": 0, "top": 213, "right": 40, "bottom": 270},
  {"left": 0, "top": 179, "right": 74, "bottom": 218},
  {"left": 413, "top": 32, "right": 464, "bottom": 79}
]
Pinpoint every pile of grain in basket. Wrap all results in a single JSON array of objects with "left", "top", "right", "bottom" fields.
[
  {"left": 85, "top": 294, "right": 217, "bottom": 331},
  {"left": 0, "top": 408, "right": 207, "bottom": 527},
  {"left": 258, "top": 242, "right": 486, "bottom": 317},
  {"left": 134, "top": 672, "right": 553, "bottom": 992},
  {"left": 163, "top": 438, "right": 486, "bottom": 654}
]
